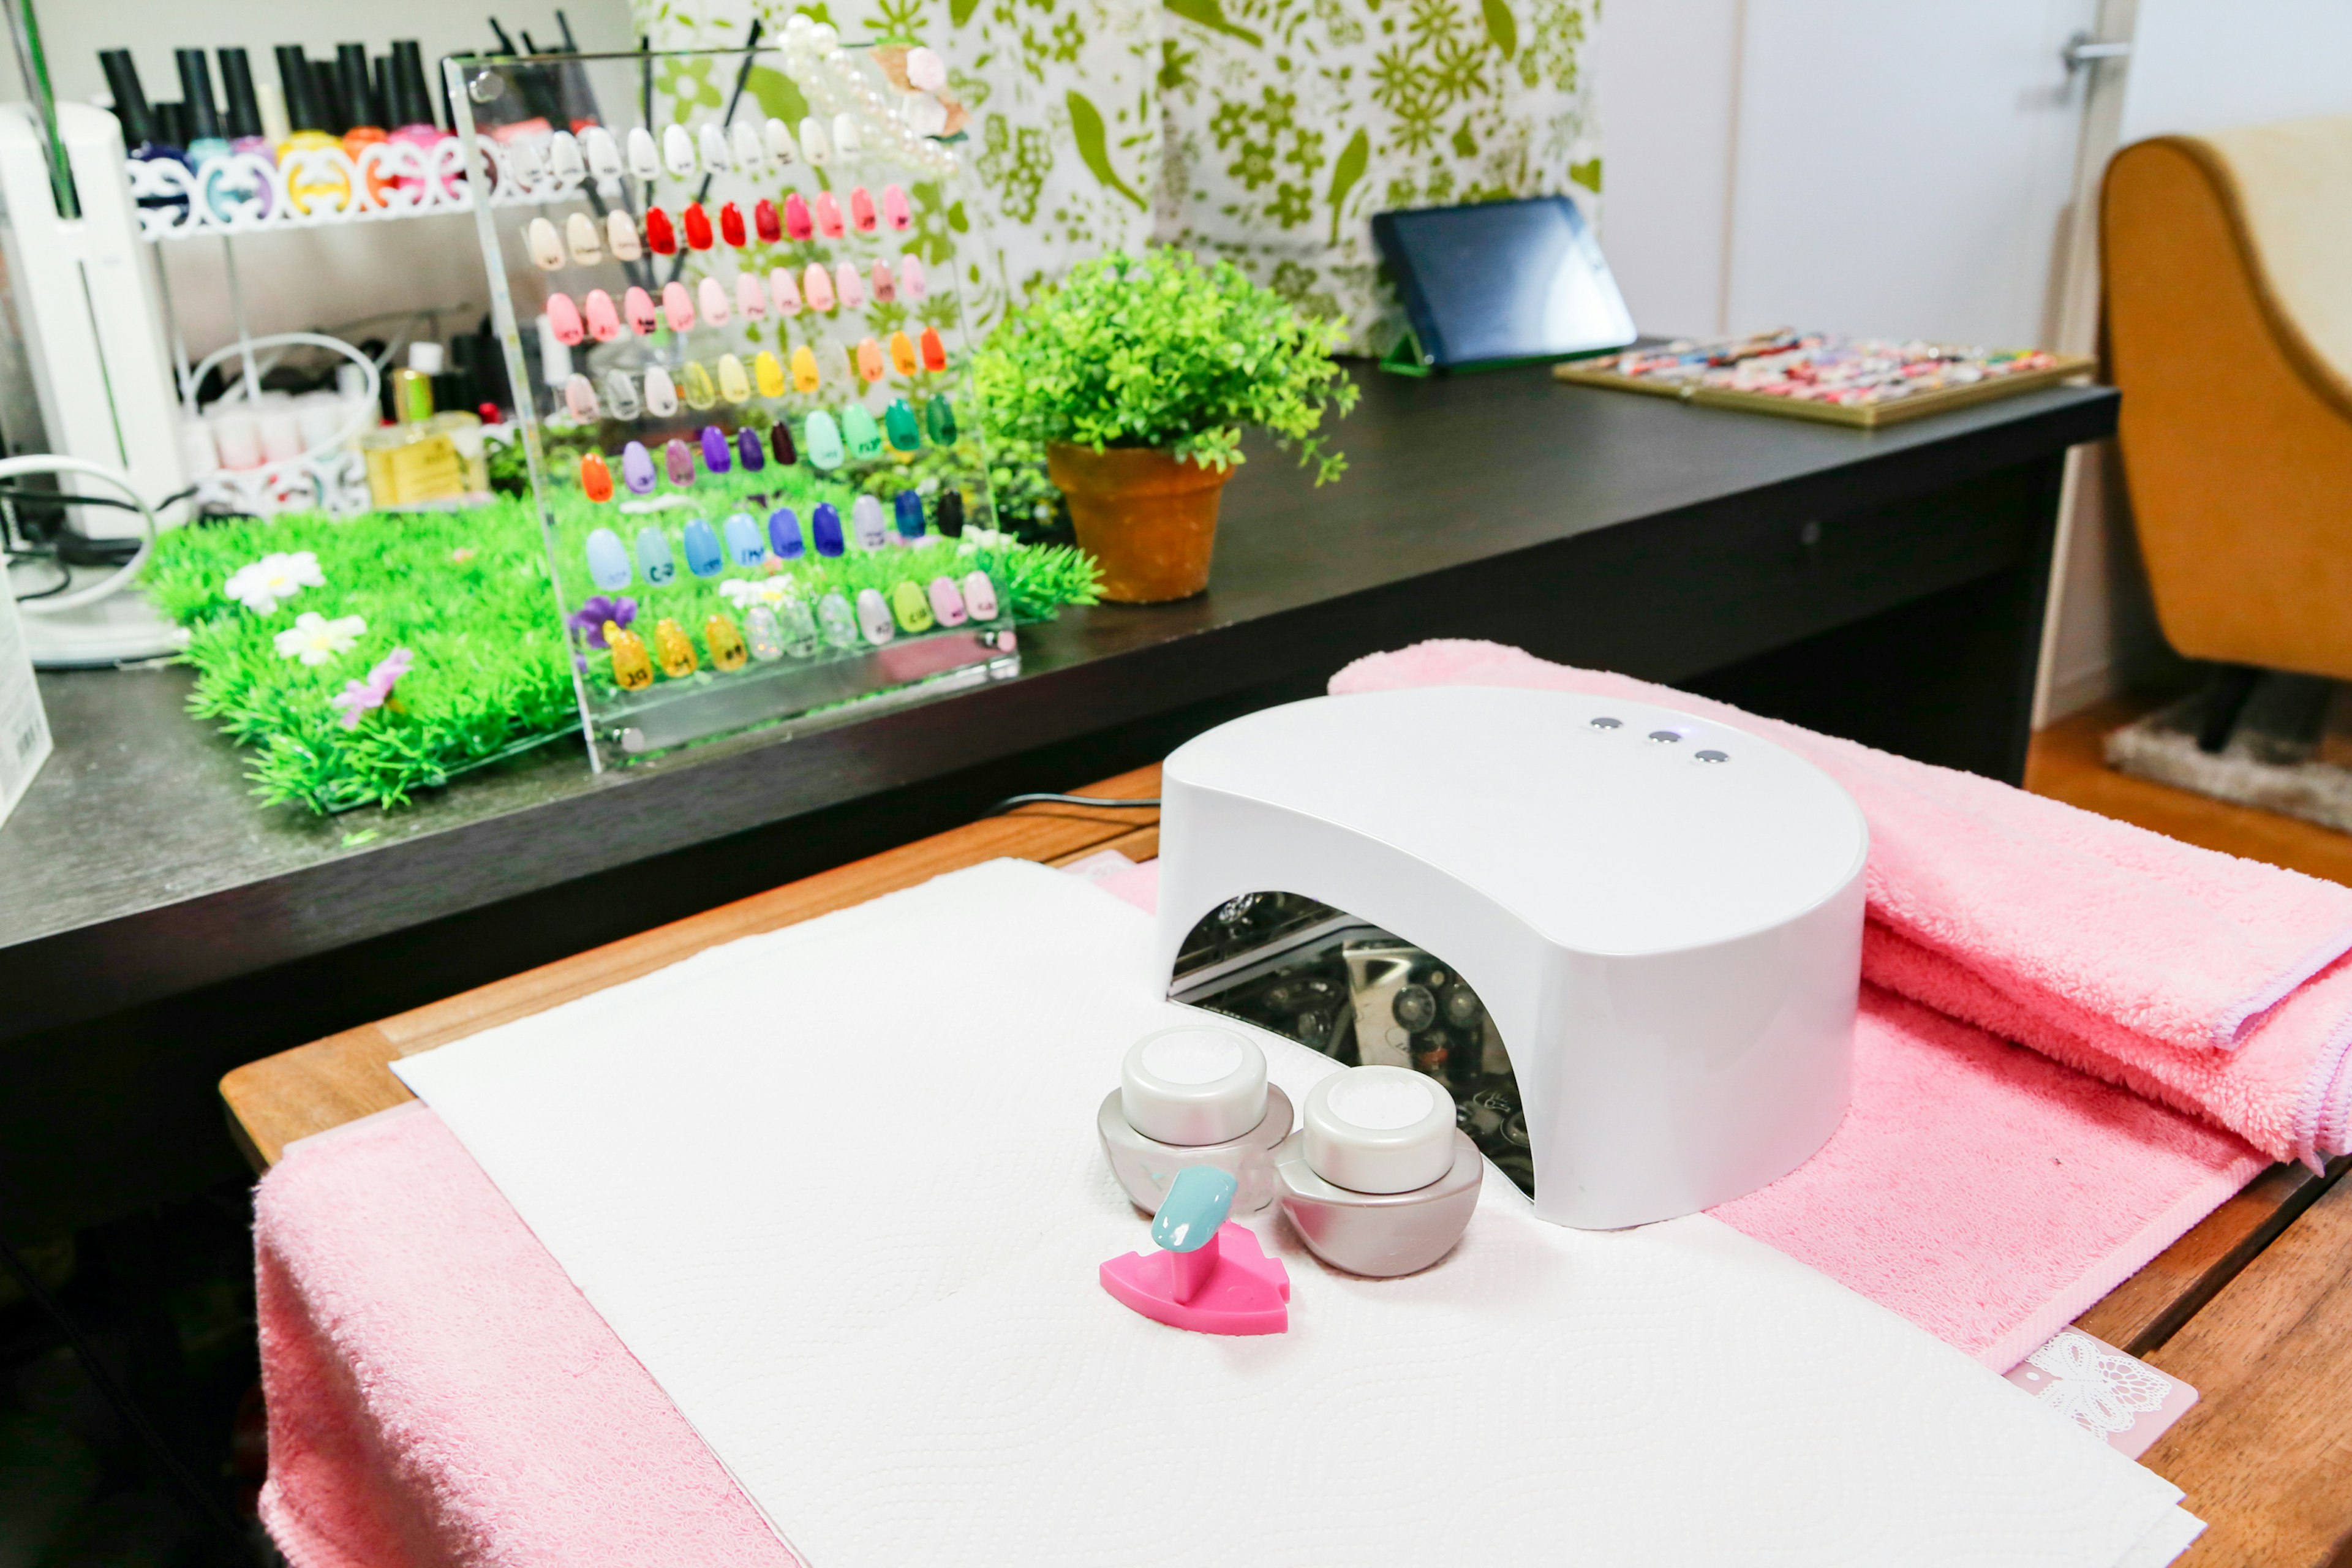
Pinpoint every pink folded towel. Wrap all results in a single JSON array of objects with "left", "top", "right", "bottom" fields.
[{"left": 1330, "top": 639, "right": 2352, "bottom": 1165}]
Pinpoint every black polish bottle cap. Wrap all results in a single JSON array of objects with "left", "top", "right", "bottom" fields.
[
  {"left": 175, "top": 49, "right": 223, "bottom": 143},
  {"left": 273, "top": 45, "right": 327, "bottom": 135},
  {"left": 388, "top": 40, "right": 435, "bottom": 132},
  {"left": 98, "top": 50, "right": 158, "bottom": 148},
  {"left": 335, "top": 44, "right": 378, "bottom": 132},
  {"left": 217, "top": 48, "right": 263, "bottom": 141}
]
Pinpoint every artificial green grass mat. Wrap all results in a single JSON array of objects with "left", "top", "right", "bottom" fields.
[{"left": 146, "top": 483, "right": 1098, "bottom": 815}]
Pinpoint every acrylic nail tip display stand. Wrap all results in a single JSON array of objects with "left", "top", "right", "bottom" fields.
[{"left": 450, "top": 38, "right": 1008, "bottom": 766}]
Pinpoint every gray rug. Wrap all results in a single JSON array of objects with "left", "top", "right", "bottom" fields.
[{"left": 2105, "top": 682, "right": 2352, "bottom": 835}]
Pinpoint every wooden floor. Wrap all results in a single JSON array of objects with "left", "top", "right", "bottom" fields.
[{"left": 2028, "top": 698, "right": 2352, "bottom": 886}]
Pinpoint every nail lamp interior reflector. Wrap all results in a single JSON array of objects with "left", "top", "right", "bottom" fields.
[{"left": 1153, "top": 686, "right": 1869, "bottom": 1229}]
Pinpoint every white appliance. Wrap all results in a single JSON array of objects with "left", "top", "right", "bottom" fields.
[{"left": 1154, "top": 686, "right": 1868, "bottom": 1230}]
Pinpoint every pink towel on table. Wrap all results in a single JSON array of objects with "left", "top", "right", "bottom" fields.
[{"left": 1330, "top": 639, "right": 2352, "bottom": 1167}]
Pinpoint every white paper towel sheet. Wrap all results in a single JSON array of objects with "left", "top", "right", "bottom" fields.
[{"left": 395, "top": 859, "right": 2199, "bottom": 1567}]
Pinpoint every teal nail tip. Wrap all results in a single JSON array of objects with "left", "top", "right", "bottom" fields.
[
  {"left": 1152, "top": 1166, "right": 1238, "bottom": 1253},
  {"left": 926, "top": 394, "right": 957, "bottom": 444},
  {"left": 883, "top": 398, "right": 921, "bottom": 451},
  {"left": 840, "top": 404, "right": 883, "bottom": 460},
  {"left": 803, "top": 410, "right": 846, "bottom": 470},
  {"left": 682, "top": 517, "right": 723, "bottom": 576},
  {"left": 635, "top": 526, "right": 676, "bottom": 584}
]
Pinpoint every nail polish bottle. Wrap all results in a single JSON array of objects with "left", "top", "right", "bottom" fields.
[
  {"left": 621, "top": 441, "right": 655, "bottom": 494},
  {"left": 584, "top": 290, "right": 622, "bottom": 342},
  {"left": 696, "top": 122, "right": 732, "bottom": 172},
  {"left": 745, "top": 606, "right": 785, "bottom": 662},
  {"left": 882, "top": 184, "right": 912, "bottom": 231},
  {"left": 804, "top": 412, "right": 846, "bottom": 470},
  {"left": 927, "top": 575, "right": 969, "bottom": 626},
  {"left": 817, "top": 591, "right": 859, "bottom": 647},
  {"left": 888, "top": 331, "right": 919, "bottom": 377},
  {"left": 799, "top": 116, "right": 831, "bottom": 165},
  {"left": 718, "top": 200, "right": 747, "bottom": 247},
  {"left": 662, "top": 281, "right": 695, "bottom": 332},
  {"left": 662, "top": 123, "right": 696, "bottom": 176},
  {"left": 606, "top": 209, "right": 643, "bottom": 262},
  {"left": 888, "top": 579, "right": 934, "bottom": 633},
  {"left": 856, "top": 588, "right": 896, "bottom": 646},
  {"left": 927, "top": 393, "right": 957, "bottom": 443},
  {"left": 704, "top": 612, "right": 750, "bottom": 671},
  {"left": 663, "top": 439, "right": 695, "bottom": 486},
  {"left": 764, "top": 117, "right": 798, "bottom": 164},
  {"left": 851, "top": 494, "right": 889, "bottom": 551},
  {"left": 681, "top": 360, "right": 718, "bottom": 410},
  {"left": 636, "top": 527, "right": 677, "bottom": 584},
  {"left": 723, "top": 511, "right": 766, "bottom": 566},
  {"left": 937, "top": 488, "right": 966, "bottom": 538},
  {"left": 682, "top": 202, "right": 714, "bottom": 251},
  {"left": 755, "top": 198, "right": 782, "bottom": 243},
  {"left": 736, "top": 273, "right": 766, "bottom": 321},
  {"left": 270, "top": 47, "right": 350, "bottom": 212},
  {"left": 893, "top": 490, "right": 925, "bottom": 543},
  {"left": 696, "top": 276, "right": 729, "bottom": 325},
  {"left": 803, "top": 263, "right": 835, "bottom": 313},
  {"left": 767, "top": 507, "right": 804, "bottom": 559},
  {"left": 848, "top": 186, "right": 876, "bottom": 233},
  {"left": 754, "top": 351, "right": 786, "bottom": 398},
  {"left": 627, "top": 126, "right": 660, "bottom": 179},
  {"left": 883, "top": 398, "right": 921, "bottom": 450},
  {"left": 810, "top": 500, "right": 845, "bottom": 556},
  {"left": 101, "top": 50, "right": 184, "bottom": 167},
  {"left": 919, "top": 327, "right": 949, "bottom": 373},
  {"left": 682, "top": 517, "right": 724, "bottom": 576},
  {"left": 214, "top": 49, "right": 275, "bottom": 215},
  {"left": 735, "top": 426, "right": 764, "bottom": 470},
  {"left": 334, "top": 43, "right": 386, "bottom": 164},
  {"left": 384, "top": 42, "right": 448, "bottom": 196},
  {"left": 962, "top": 570, "right": 999, "bottom": 619},
  {"left": 1275, "top": 1065, "right": 1481, "bottom": 1277},
  {"left": 175, "top": 48, "right": 231, "bottom": 168},
  {"left": 789, "top": 345, "right": 821, "bottom": 394},
  {"left": 643, "top": 366, "right": 679, "bottom": 418},
  {"left": 770, "top": 269, "right": 804, "bottom": 315},
  {"left": 654, "top": 618, "right": 699, "bottom": 677},
  {"left": 731, "top": 120, "right": 766, "bottom": 172},
  {"left": 567, "top": 211, "right": 604, "bottom": 265},
  {"left": 1098, "top": 1025, "right": 1294, "bottom": 1216},
  {"left": 899, "top": 254, "right": 927, "bottom": 298},
  {"left": 624, "top": 287, "right": 658, "bottom": 336},
  {"left": 698, "top": 424, "right": 731, "bottom": 474},
  {"left": 644, "top": 206, "right": 677, "bottom": 255},
  {"left": 812, "top": 190, "right": 844, "bottom": 239},
  {"left": 778, "top": 598, "right": 820, "bottom": 656},
  {"left": 840, "top": 405, "right": 884, "bottom": 460},
  {"left": 586, "top": 526, "right": 631, "bottom": 588},
  {"left": 770, "top": 421, "right": 798, "bottom": 467},
  {"left": 608, "top": 627, "right": 655, "bottom": 689}
]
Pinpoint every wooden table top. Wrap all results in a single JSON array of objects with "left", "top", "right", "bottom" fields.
[{"left": 220, "top": 764, "right": 2348, "bottom": 1566}]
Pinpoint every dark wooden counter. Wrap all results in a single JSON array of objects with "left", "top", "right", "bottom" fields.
[{"left": 0, "top": 365, "right": 2116, "bottom": 1237}]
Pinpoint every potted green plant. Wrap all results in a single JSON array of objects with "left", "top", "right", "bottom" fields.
[{"left": 970, "top": 249, "right": 1357, "bottom": 602}]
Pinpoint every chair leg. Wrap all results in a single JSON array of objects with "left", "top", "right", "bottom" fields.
[{"left": 2196, "top": 665, "right": 2263, "bottom": 753}]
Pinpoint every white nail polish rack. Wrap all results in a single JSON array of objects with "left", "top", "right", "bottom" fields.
[{"left": 452, "top": 36, "right": 1024, "bottom": 767}]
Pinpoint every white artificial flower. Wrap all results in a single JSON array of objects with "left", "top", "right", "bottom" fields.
[
  {"left": 224, "top": 551, "right": 325, "bottom": 614},
  {"left": 955, "top": 526, "right": 1013, "bottom": 557},
  {"left": 719, "top": 576, "right": 796, "bottom": 609},
  {"left": 273, "top": 611, "right": 367, "bottom": 665}
]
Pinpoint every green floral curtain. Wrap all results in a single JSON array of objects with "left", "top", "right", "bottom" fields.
[{"left": 634, "top": 0, "right": 1598, "bottom": 350}]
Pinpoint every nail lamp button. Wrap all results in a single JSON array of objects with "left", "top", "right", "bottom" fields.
[
  {"left": 927, "top": 575, "right": 967, "bottom": 625},
  {"left": 1302, "top": 1065, "right": 1456, "bottom": 1194},
  {"left": 717, "top": 353, "right": 751, "bottom": 402},
  {"left": 636, "top": 526, "right": 676, "bottom": 584},
  {"left": 682, "top": 516, "right": 724, "bottom": 576},
  {"left": 884, "top": 398, "right": 921, "bottom": 449},
  {"left": 809, "top": 500, "right": 845, "bottom": 555},
  {"left": 899, "top": 254, "right": 927, "bottom": 298},
  {"left": 698, "top": 123, "right": 732, "bottom": 171},
  {"left": 644, "top": 206, "right": 677, "bottom": 254},
  {"left": 856, "top": 587, "right": 896, "bottom": 644},
  {"left": 961, "top": 570, "right": 998, "bottom": 619},
  {"left": 840, "top": 405, "right": 883, "bottom": 459},
  {"left": 662, "top": 281, "right": 695, "bottom": 331},
  {"left": 892, "top": 490, "right": 924, "bottom": 540},
  {"left": 546, "top": 293, "right": 584, "bottom": 345},
  {"left": 769, "top": 268, "right": 804, "bottom": 315},
  {"left": 606, "top": 209, "right": 642, "bottom": 261},
  {"left": 850, "top": 493, "right": 889, "bottom": 550},
  {"left": 1121, "top": 1025, "right": 1270, "bottom": 1147},
  {"left": 735, "top": 426, "right": 763, "bottom": 470},
  {"left": 662, "top": 123, "right": 696, "bottom": 175},
  {"left": 565, "top": 211, "right": 603, "bottom": 265},
  {"left": 585, "top": 526, "right": 630, "bottom": 587},
  {"left": 627, "top": 126, "right": 660, "bottom": 179},
  {"left": 881, "top": 183, "right": 911, "bottom": 230},
  {"left": 643, "top": 366, "right": 679, "bottom": 417},
  {"left": 606, "top": 367, "right": 644, "bottom": 419},
  {"left": 699, "top": 424, "right": 731, "bottom": 473},
  {"left": 682, "top": 202, "right": 714, "bottom": 251},
  {"left": 767, "top": 507, "right": 804, "bottom": 559},
  {"left": 804, "top": 410, "right": 846, "bottom": 470},
  {"left": 620, "top": 441, "right": 655, "bottom": 494},
  {"left": 527, "top": 216, "right": 564, "bottom": 269}
]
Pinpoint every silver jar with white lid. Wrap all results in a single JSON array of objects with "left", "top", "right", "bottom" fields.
[
  {"left": 1099, "top": 1024, "right": 1294, "bottom": 1215},
  {"left": 1276, "top": 1065, "right": 1480, "bottom": 1276}
]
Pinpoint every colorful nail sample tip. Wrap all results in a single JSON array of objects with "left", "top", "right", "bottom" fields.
[
  {"left": 754, "top": 351, "right": 786, "bottom": 398},
  {"left": 605, "top": 371, "right": 643, "bottom": 420},
  {"left": 962, "top": 568, "right": 998, "bottom": 619},
  {"left": 893, "top": 490, "right": 925, "bottom": 541},
  {"left": 698, "top": 276, "right": 730, "bottom": 326},
  {"left": 778, "top": 598, "right": 819, "bottom": 655},
  {"left": 624, "top": 286, "right": 658, "bottom": 336},
  {"left": 585, "top": 526, "right": 630, "bottom": 589},
  {"left": 799, "top": 116, "right": 832, "bottom": 165},
  {"left": 871, "top": 261, "right": 897, "bottom": 304},
  {"left": 810, "top": 500, "right": 845, "bottom": 555},
  {"left": 704, "top": 612, "right": 748, "bottom": 670},
  {"left": 723, "top": 511, "right": 764, "bottom": 566},
  {"left": 718, "top": 201, "right": 747, "bottom": 247},
  {"left": 527, "top": 217, "right": 564, "bottom": 270},
  {"left": 682, "top": 360, "right": 718, "bottom": 410},
  {"left": 626, "top": 126, "right": 660, "bottom": 180},
  {"left": 812, "top": 190, "right": 843, "bottom": 239},
  {"left": 546, "top": 293, "right": 584, "bottom": 345},
  {"left": 643, "top": 366, "right": 679, "bottom": 418},
  {"left": 840, "top": 404, "right": 884, "bottom": 459},
  {"left": 889, "top": 579, "right": 934, "bottom": 633},
  {"left": 682, "top": 516, "right": 724, "bottom": 576},
  {"left": 817, "top": 591, "right": 858, "bottom": 647},
  {"left": 849, "top": 186, "right": 876, "bottom": 233},
  {"left": 609, "top": 625, "right": 654, "bottom": 688},
  {"left": 616, "top": 442, "right": 657, "bottom": 500},
  {"left": 783, "top": 192, "right": 813, "bottom": 241},
  {"left": 662, "top": 124, "right": 696, "bottom": 176},
  {"left": 654, "top": 617, "right": 698, "bottom": 677},
  {"left": 682, "top": 202, "right": 714, "bottom": 251},
  {"left": 565, "top": 212, "right": 603, "bottom": 265},
  {"left": 927, "top": 575, "right": 968, "bottom": 625},
  {"left": 770, "top": 421, "right": 798, "bottom": 466},
  {"left": 804, "top": 262, "right": 835, "bottom": 312},
  {"left": 888, "top": 331, "right": 919, "bottom": 377},
  {"left": 733, "top": 121, "right": 766, "bottom": 172},
  {"left": 636, "top": 526, "right": 676, "bottom": 584},
  {"left": 789, "top": 345, "right": 822, "bottom": 393},
  {"left": 735, "top": 426, "right": 764, "bottom": 470},
  {"left": 882, "top": 184, "right": 911, "bottom": 231},
  {"left": 857, "top": 588, "right": 896, "bottom": 644},
  {"left": 835, "top": 261, "right": 865, "bottom": 310},
  {"left": 584, "top": 289, "right": 622, "bottom": 342},
  {"left": 644, "top": 206, "right": 677, "bottom": 255},
  {"left": 857, "top": 337, "right": 886, "bottom": 384},
  {"left": 564, "top": 374, "right": 600, "bottom": 421},
  {"left": 927, "top": 394, "right": 957, "bottom": 443},
  {"left": 769, "top": 269, "right": 804, "bottom": 315},
  {"left": 753, "top": 197, "right": 782, "bottom": 244},
  {"left": 832, "top": 113, "right": 862, "bottom": 154},
  {"left": 736, "top": 273, "right": 766, "bottom": 321},
  {"left": 746, "top": 605, "right": 783, "bottom": 661},
  {"left": 936, "top": 487, "right": 965, "bottom": 537},
  {"left": 662, "top": 281, "right": 695, "bottom": 332},
  {"left": 764, "top": 116, "right": 797, "bottom": 164},
  {"left": 550, "top": 132, "right": 586, "bottom": 183},
  {"left": 899, "top": 254, "right": 927, "bottom": 298},
  {"left": 606, "top": 209, "right": 642, "bottom": 262},
  {"left": 919, "top": 326, "right": 948, "bottom": 372},
  {"left": 698, "top": 123, "right": 733, "bottom": 172},
  {"left": 851, "top": 494, "right": 889, "bottom": 550},
  {"left": 699, "top": 424, "right": 731, "bottom": 473},
  {"left": 717, "top": 353, "right": 751, "bottom": 402},
  {"left": 767, "top": 506, "right": 804, "bottom": 558},
  {"left": 884, "top": 398, "right": 921, "bottom": 449},
  {"left": 664, "top": 439, "right": 695, "bottom": 486},
  {"left": 579, "top": 452, "right": 614, "bottom": 502}
]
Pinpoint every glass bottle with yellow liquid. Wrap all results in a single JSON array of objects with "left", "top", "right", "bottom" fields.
[{"left": 362, "top": 347, "right": 490, "bottom": 510}]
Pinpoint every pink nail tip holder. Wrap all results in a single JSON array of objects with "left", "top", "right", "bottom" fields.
[{"left": 1100, "top": 1166, "right": 1291, "bottom": 1336}]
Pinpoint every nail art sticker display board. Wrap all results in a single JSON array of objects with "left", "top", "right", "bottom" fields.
[{"left": 448, "top": 37, "right": 1030, "bottom": 767}]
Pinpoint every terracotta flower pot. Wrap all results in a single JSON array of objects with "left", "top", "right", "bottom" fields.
[{"left": 1047, "top": 442, "right": 1233, "bottom": 603}]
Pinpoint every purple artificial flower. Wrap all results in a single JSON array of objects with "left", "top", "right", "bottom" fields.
[
  {"left": 567, "top": 595, "right": 639, "bottom": 649},
  {"left": 329, "top": 647, "right": 415, "bottom": 731}
]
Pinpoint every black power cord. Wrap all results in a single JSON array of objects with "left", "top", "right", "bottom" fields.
[{"left": 987, "top": 792, "right": 1161, "bottom": 815}]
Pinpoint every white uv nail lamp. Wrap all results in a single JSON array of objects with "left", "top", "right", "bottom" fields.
[{"left": 1153, "top": 686, "right": 1869, "bottom": 1230}]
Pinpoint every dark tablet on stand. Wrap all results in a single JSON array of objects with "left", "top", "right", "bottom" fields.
[{"left": 1372, "top": 195, "right": 1637, "bottom": 375}]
